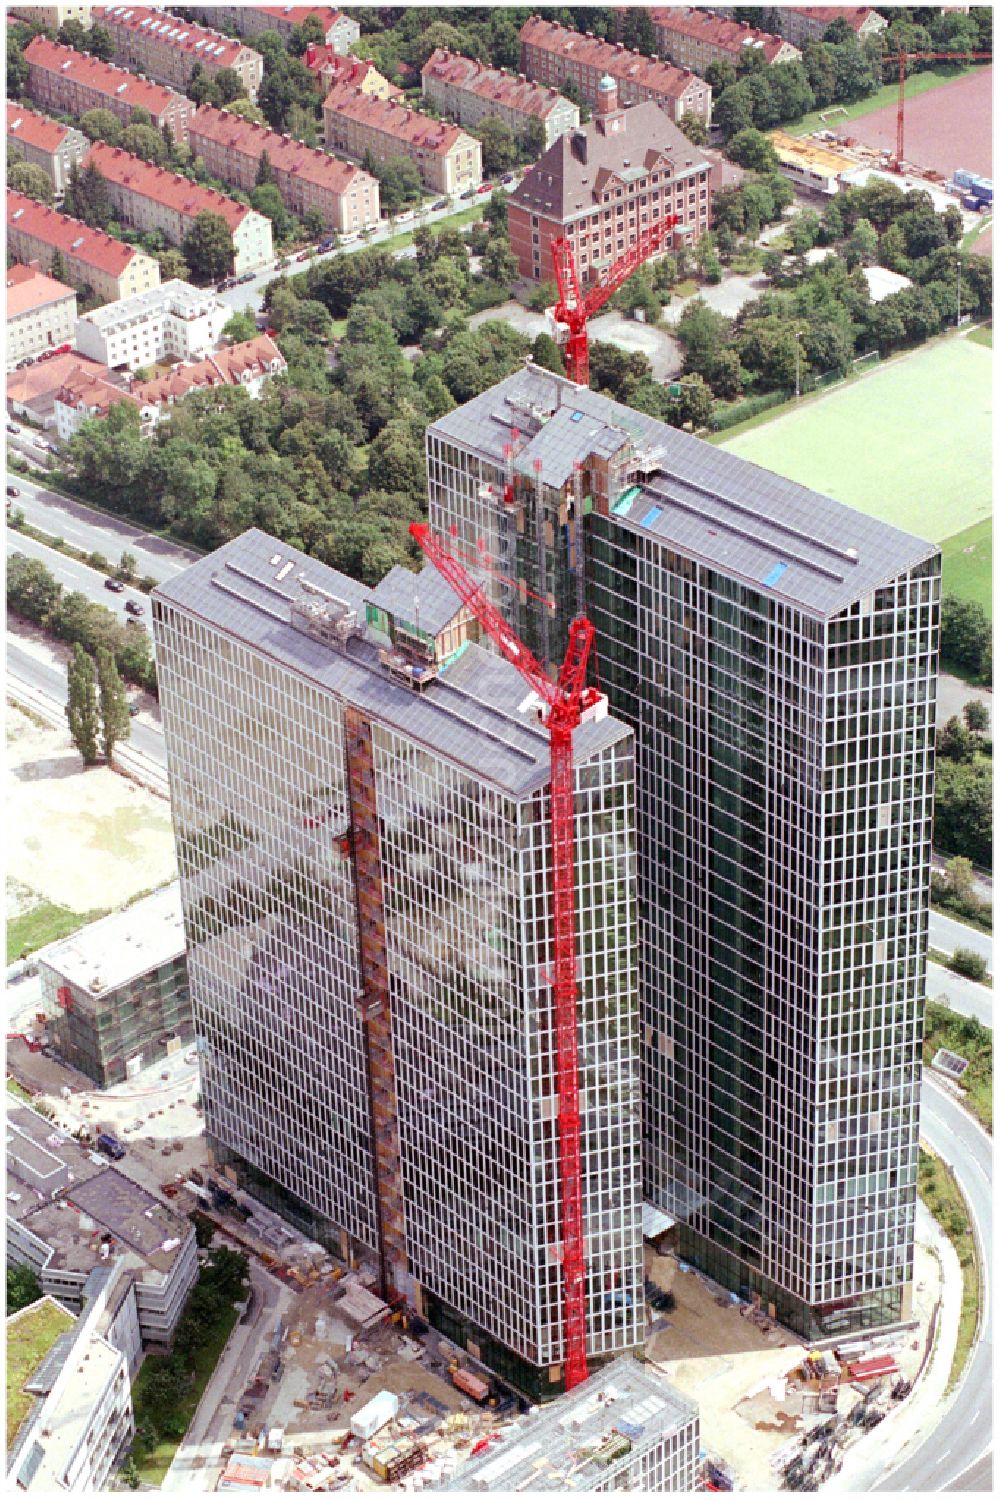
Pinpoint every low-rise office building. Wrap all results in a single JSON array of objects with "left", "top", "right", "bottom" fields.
[
  {"left": 421, "top": 48, "right": 580, "bottom": 151},
  {"left": 82, "top": 142, "right": 274, "bottom": 274},
  {"left": 188, "top": 105, "right": 380, "bottom": 233},
  {"left": 6, "top": 1292, "right": 133, "bottom": 1494},
  {"left": 323, "top": 86, "right": 482, "bottom": 196},
  {"left": 6, "top": 262, "right": 77, "bottom": 363},
  {"left": 302, "top": 43, "right": 397, "bottom": 99},
  {"left": 6, "top": 190, "right": 160, "bottom": 303},
  {"left": 93, "top": 4, "right": 264, "bottom": 102},
  {"left": 37, "top": 884, "right": 192, "bottom": 1088},
  {"left": 508, "top": 79, "right": 710, "bottom": 282},
  {"left": 200, "top": 5, "right": 360, "bottom": 54},
  {"left": 7, "top": 103, "right": 89, "bottom": 196},
  {"left": 6, "top": 1103, "right": 199, "bottom": 1345},
  {"left": 519, "top": 16, "right": 711, "bottom": 125},
  {"left": 76, "top": 279, "right": 228, "bottom": 369},
  {"left": 24, "top": 35, "right": 196, "bottom": 145},
  {"left": 650, "top": 7, "right": 801, "bottom": 72},
  {"left": 445, "top": 1357, "right": 699, "bottom": 1491}
]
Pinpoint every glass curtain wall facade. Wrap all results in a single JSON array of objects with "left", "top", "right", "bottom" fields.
[{"left": 427, "top": 370, "right": 940, "bottom": 1339}]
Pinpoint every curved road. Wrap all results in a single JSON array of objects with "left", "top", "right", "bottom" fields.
[{"left": 877, "top": 1078, "right": 992, "bottom": 1492}]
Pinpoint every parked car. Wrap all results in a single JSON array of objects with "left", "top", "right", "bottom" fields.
[
  {"left": 501, "top": 173, "right": 516, "bottom": 185},
  {"left": 125, "top": 599, "right": 144, "bottom": 616},
  {"left": 296, "top": 249, "right": 313, "bottom": 262},
  {"left": 477, "top": 181, "right": 494, "bottom": 194},
  {"left": 238, "top": 271, "right": 254, "bottom": 284},
  {"left": 6, "top": 485, "right": 19, "bottom": 498},
  {"left": 318, "top": 238, "right": 335, "bottom": 252},
  {"left": 7, "top": 421, "right": 21, "bottom": 434},
  {"left": 128, "top": 701, "right": 141, "bottom": 717},
  {"left": 432, "top": 198, "right": 448, "bottom": 211},
  {"left": 460, "top": 187, "right": 475, "bottom": 199},
  {"left": 96, "top": 1131, "right": 126, "bottom": 1161},
  {"left": 105, "top": 577, "right": 126, "bottom": 592}
]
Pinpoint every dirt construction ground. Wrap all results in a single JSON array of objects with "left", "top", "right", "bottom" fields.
[
  {"left": 7, "top": 705, "right": 177, "bottom": 913},
  {"left": 847, "top": 66, "right": 992, "bottom": 179}
]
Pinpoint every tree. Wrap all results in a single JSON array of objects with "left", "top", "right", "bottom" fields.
[
  {"left": 121, "top": 122, "right": 169, "bottom": 164},
  {"left": 214, "top": 66, "right": 247, "bottom": 105},
  {"left": 944, "top": 855, "right": 976, "bottom": 903},
  {"left": 667, "top": 373, "right": 714, "bottom": 430},
  {"left": 183, "top": 211, "right": 234, "bottom": 283},
  {"left": 190, "top": 1210, "right": 215, "bottom": 1248},
  {"left": 950, "top": 947, "right": 990, "bottom": 984},
  {"left": 223, "top": 307, "right": 258, "bottom": 342},
  {"left": 558, "top": 79, "right": 591, "bottom": 123},
  {"left": 66, "top": 643, "right": 100, "bottom": 766},
  {"left": 620, "top": 6, "right": 656, "bottom": 56},
  {"left": 7, "top": 553, "right": 63, "bottom": 624},
  {"left": 7, "top": 1263, "right": 42, "bottom": 1314},
  {"left": 255, "top": 149, "right": 274, "bottom": 187},
  {"left": 63, "top": 160, "right": 112, "bottom": 229},
  {"left": 80, "top": 107, "right": 124, "bottom": 146},
  {"left": 117, "top": 551, "right": 137, "bottom": 582},
  {"left": 725, "top": 128, "right": 778, "bottom": 172},
  {"left": 532, "top": 331, "right": 564, "bottom": 373},
  {"left": 7, "top": 159, "right": 53, "bottom": 203},
  {"left": 157, "top": 247, "right": 190, "bottom": 280},
  {"left": 714, "top": 80, "right": 756, "bottom": 140},
  {"left": 963, "top": 700, "right": 990, "bottom": 735},
  {"left": 677, "top": 113, "right": 709, "bottom": 146},
  {"left": 49, "top": 248, "right": 69, "bottom": 284},
  {"left": 226, "top": 97, "right": 265, "bottom": 124},
  {"left": 202, "top": 1245, "right": 250, "bottom": 1301},
  {"left": 250, "top": 182, "right": 293, "bottom": 240},
  {"left": 937, "top": 714, "right": 978, "bottom": 763},
  {"left": 96, "top": 646, "right": 130, "bottom": 761},
  {"left": 372, "top": 155, "right": 423, "bottom": 215},
  {"left": 476, "top": 116, "right": 518, "bottom": 176},
  {"left": 480, "top": 234, "right": 518, "bottom": 288},
  {"left": 7, "top": 33, "right": 29, "bottom": 97},
  {"left": 934, "top": 759, "right": 992, "bottom": 867},
  {"left": 483, "top": 190, "right": 508, "bottom": 233},
  {"left": 846, "top": 217, "right": 878, "bottom": 268}
]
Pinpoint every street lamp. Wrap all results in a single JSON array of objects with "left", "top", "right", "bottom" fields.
[{"left": 794, "top": 327, "right": 803, "bottom": 400}]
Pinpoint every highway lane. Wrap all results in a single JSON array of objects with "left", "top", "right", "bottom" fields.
[
  {"left": 8, "top": 473, "right": 200, "bottom": 580},
  {"left": 929, "top": 909, "right": 993, "bottom": 968},
  {"left": 876, "top": 1078, "right": 993, "bottom": 1493},
  {"left": 8, "top": 530, "right": 154, "bottom": 633},
  {"left": 926, "top": 961, "right": 992, "bottom": 1028}
]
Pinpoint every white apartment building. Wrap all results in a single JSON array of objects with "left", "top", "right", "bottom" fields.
[
  {"left": 76, "top": 279, "right": 229, "bottom": 369},
  {"left": 6, "top": 262, "right": 77, "bottom": 363}
]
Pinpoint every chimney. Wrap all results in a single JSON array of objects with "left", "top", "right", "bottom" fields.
[{"left": 571, "top": 128, "right": 587, "bottom": 164}]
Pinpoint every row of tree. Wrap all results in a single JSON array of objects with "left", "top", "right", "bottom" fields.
[{"left": 66, "top": 642, "right": 131, "bottom": 766}]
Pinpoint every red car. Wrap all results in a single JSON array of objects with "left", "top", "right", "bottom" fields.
[{"left": 477, "top": 182, "right": 493, "bottom": 194}]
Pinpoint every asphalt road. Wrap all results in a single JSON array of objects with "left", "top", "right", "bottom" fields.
[
  {"left": 926, "top": 961, "right": 993, "bottom": 1028},
  {"left": 878, "top": 1078, "right": 993, "bottom": 1492},
  {"left": 929, "top": 911, "right": 994, "bottom": 967},
  {"left": 8, "top": 529, "right": 154, "bottom": 631},
  {"left": 8, "top": 474, "right": 199, "bottom": 581}
]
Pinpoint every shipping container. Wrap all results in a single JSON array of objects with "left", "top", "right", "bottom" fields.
[
  {"left": 351, "top": 1390, "right": 399, "bottom": 1440},
  {"left": 452, "top": 1367, "right": 491, "bottom": 1403}
]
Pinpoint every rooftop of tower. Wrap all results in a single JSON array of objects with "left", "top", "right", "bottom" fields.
[
  {"left": 429, "top": 365, "right": 939, "bottom": 619},
  {"left": 153, "top": 527, "right": 627, "bottom": 798}
]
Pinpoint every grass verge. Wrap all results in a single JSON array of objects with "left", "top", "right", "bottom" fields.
[
  {"left": 131, "top": 1304, "right": 240, "bottom": 1486},
  {"left": 7, "top": 899, "right": 109, "bottom": 964},
  {"left": 966, "top": 323, "right": 992, "bottom": 348},
  {"left": 786, "top": 64, "right": 977, "bottom": 137},
  {"left": 922, "top": 1000, "right": 992, "bottom": 1132},
  {"left": 917, "top": 1147, "right": 980, "bottom": 1390},
  {"left": 379, "top": 202, "right": 485, "bottom": 254},
  {"left": 6, "top": 1077, "right": 33, "bottom": 1101},
  {"left": 940, "top": 516, "right": 993, "bottom": 617}
]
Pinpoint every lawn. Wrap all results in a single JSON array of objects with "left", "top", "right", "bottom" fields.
[
  {"left": 379, "top": 202, "right": 485, "bottom": 254},
  {"left": 917, "top": 1148, "right": 980, "bottom": 1390},
  {"left": 785, "top": 64, "right": 976, "bottom": 138},
  {"left": 7, "top": 1299, "right": 75, "bottom": 1447},
  {"left": 940, "top": 516, "right": 993, "bottom": 616},
  {"left": 131, "top": 1303, "right": 239, "bottom": 1486},
  {"left": 6, "top": 1077, "right": 33, "bottom": 1101},
  {"left": 721, "top": 338, "right": 992, "bottom": 545},
  {"left": 6, "top": 898, "right": 108, "bottom": 964},
  {"left": 966, "top": 323, "right": 992, "bottom": 348},
  {"left": 923, "top": 1000, "right": 992, "bottom": 1132}
]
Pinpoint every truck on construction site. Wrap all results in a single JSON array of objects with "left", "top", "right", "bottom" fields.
[{"left": 451, "top": 1366, "right": 491, "bottom": 1404}]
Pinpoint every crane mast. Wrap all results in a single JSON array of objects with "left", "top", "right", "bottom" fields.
[
  {"left": 410, "top": 521, "right": 598, "bottom": 1391},
  {"left": 893, "top": 50, "right": 991, "bottom": 167}
]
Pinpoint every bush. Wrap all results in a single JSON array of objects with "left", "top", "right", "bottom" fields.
[
  {"left": 949, "top": 948, "right": 990, "bottom": 984},
  {"left": 709, "top": 389, "right": 789, "bottom": 431}
]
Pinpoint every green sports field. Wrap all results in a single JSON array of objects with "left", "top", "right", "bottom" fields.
[
  {"left": 722, "top": 339, "right": 992, "bottom": 565},
  {"left": 940, "top": 517, "right": 993, "bottom": 615}
]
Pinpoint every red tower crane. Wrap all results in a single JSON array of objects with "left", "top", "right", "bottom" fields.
[
  {"left": 410, "top": 520, "right": 601, "bottom": 1392},
  {"left": 551, "top": 214, "right": 680, "bottom": 387},
  {"left": 891, "top": 51, "right": 991, "bottom": 169}
]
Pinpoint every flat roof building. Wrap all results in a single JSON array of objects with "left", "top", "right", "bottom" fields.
[
  {"left": 82, "top": 142, "right": 273, "bottom": 275},
  {"left": 6, "top": 261, "right": 77, "bottom": 364},
  {"left": 445, "top": 1356, "right": 698, "bottom": 1491},
  {"left": 519, "top": 16, "right": 711, "bottom": 125},
  {"left": 6, "top": 101, "right": 90, "bottom": 196},
  {"left": 188, "top": 104, "right": 380, "bottom": 234},
  {"left": 768, "top": 129, "right": 850, "bottom": 195},
  {"left": 6, "top": 1103, "right": 198, "bottom": 1345},
  {"left": 421, "top": 48, "right": 580, "bottom": 151},
  {"left": 23, "top": 35, "right": 196, "bottom": 145},
  {"left": 37, "top": 884, "right": 192, "bottom": 1088},
  {"left": 93, "top": 4, "right": 264, "bottom": 102},
  {"left": 6, "top": 189, "right": 160, "bottom": 304},
  {"left": 427, "top": 363, "right": 938, "bottom": 1342},
  {"left": 75, "top": 277, "right": 229, "bottom": 369},
  {"left": 153, "top": 528, "right": 642, "bottom": 1400}
]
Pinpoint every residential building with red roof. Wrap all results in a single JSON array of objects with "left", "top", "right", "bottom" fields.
[
  {"left": 519, "top": 16, "right": 711, "bottom": 125},
  {"left": 7, "top": 349, "right": 117, "bottom": 430},
  {"left": 8, "top": 5, "right": 90, "bottom": 25},
  {"left": 714, "top": 7, "right": 887, "bottom": 47},
  {"left": 82, "top": 142, "right": 273, "bottom": 274},
  {"left": 302, "top": 42, "right": 398, "bottom": 100},
  {"left": 421, "top": 48, "right": 580, "bottom": 151},
  {"left": 187, "top": 104, "right": 380, "bottom": 234},
  {"left": 508, "top": 77, "right": 710, "bottom": 283},
  {"left": 7, "top": 102, "right": 89, "bottom": 196},
  {"left": 6, "top": 190, "right": 160, "bottom": 304},
  {"left": 92, "top": 5, "right": 263, "bottom": 103},
  {"left": 323, "top": 87, "right": 482, "bottom": 197},
  {"left": 6, "top": 261, "right": 77, "bottom": 363},
  {"left": 24, "top": 35, "right": 196, "bottom": 145},
  {"left": 650, "top": 8, "right": 801, "bottom": 73},
  {"left": 198, "top": 6, "right": 359, "bottom": 54},
  {"left": 55, "top": 333, "right": 287, "bottom": 437}
]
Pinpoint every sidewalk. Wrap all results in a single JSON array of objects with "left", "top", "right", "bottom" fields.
[{"left": 826, "top": 1201, "right": 962, "bottom": 1492}]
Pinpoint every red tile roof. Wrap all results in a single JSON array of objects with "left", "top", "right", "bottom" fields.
[
  {"left": 9, "top": 351, "right": 113, "bottom": 407},
  {"left": 254, "top": 5, "right": 347, "bottom": 27},
  {"left": 519, "top": 16, "right": 701, "bottom": 101},
  {"left": 189, "top": 104, "right": 374, "bottom": 196},
  {"left": 6, "top": 263, "right": 76, "bottom": 316},
  {"left": 7, "top": 189, "right": 142, "bottom": 277},
  {"left": 322, "top": 86, "right": 472, "bottom": 154},
  {"left": 789, "top": 6, "right": 884, "bottom": 30},
  {"left": 303, "top": 43, "right": 399, "bottom": 94},
  {"left": 134, "top": 335, "right": 284, "bottom": 404},
  {"left": 57, "top": 366, "right": 138, "bottom": 416},
  {"left": 7, "top": 101, "right": 78, "bottom": 153},
  {"left": 650, "top": 7, "right": 794, "bottom": 64},
  {"left": 84, "top": 142, "right": 252, "bottom": 233},
  {"left": 24, "top": 35, "right": 188, "bottom": 118},
  {"left": 92, "top": 5, "right": 257, "bottom": 67},
  {"left": 421, "top": 48, "right": 573, "bottom": 121}
]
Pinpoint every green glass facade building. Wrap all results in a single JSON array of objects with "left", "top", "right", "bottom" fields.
[{"left": 427, "top": 365, "right": 940, "bottom": 1339}]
